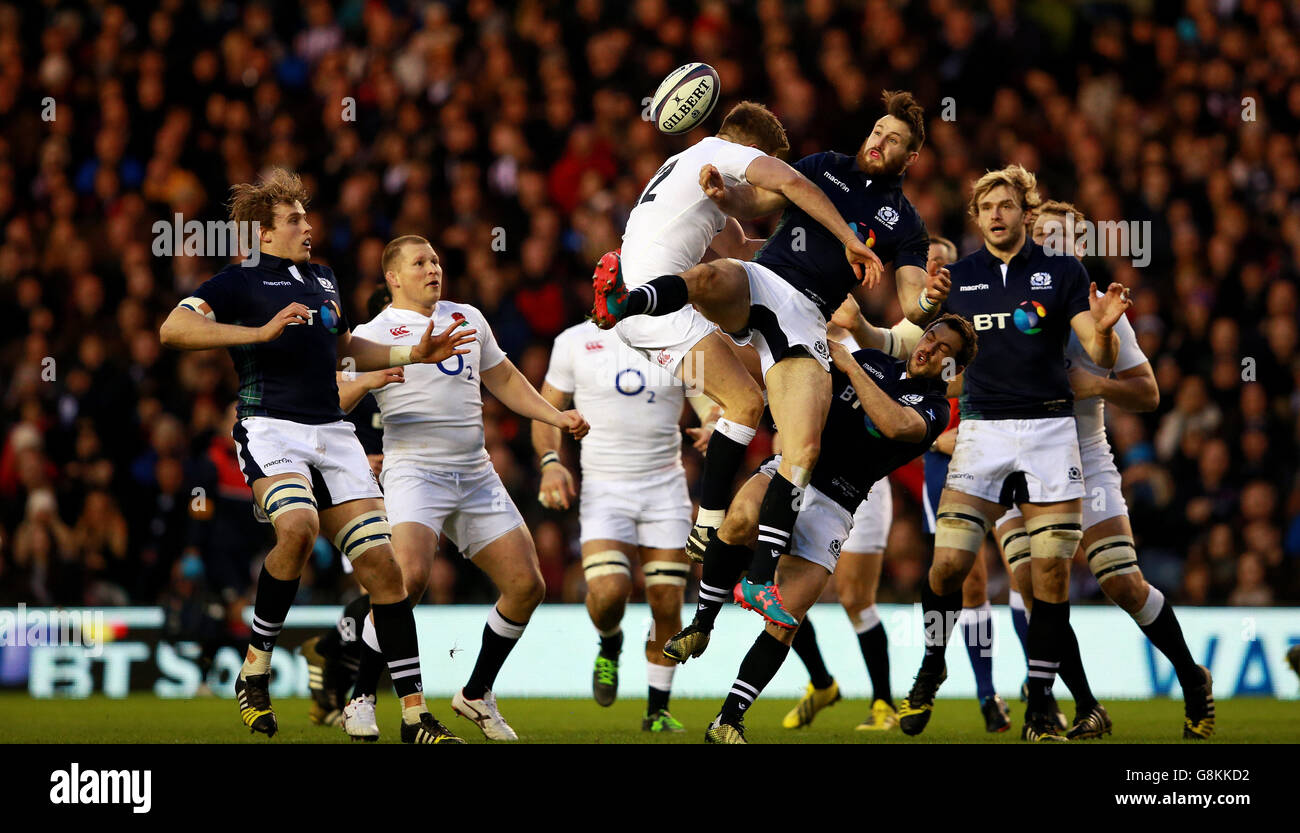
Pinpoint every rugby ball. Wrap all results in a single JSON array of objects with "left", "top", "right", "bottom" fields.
[{"left": 651, "top": 63, "right": 721, "bottom": 135}]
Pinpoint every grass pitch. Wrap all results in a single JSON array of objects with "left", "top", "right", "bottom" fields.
[{"left": 1, "top": 693, "right": 1294, "bottom": 743}]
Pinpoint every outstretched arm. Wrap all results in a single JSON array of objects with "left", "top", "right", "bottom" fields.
[
  {"left": 337, "top": 367, "right": 404, "bottom": 413},
  {"left": 159, "top": 301, "right": 310, "bottom": 351},
  {"left": 1071, "top": 282, "right": 1130, "bottom": 369},
  {"left": 483, "top": 359, "right": 589, "bottom": 440},
  {"left": 708, "top": 217, "right": 765, "bottom": 261},
  {"left": 1069, "top": 361, "right": 1158, "bottom": 412},
  {"left": 339, "top": 319, "right": 477, "bottom": 371},
  {"left": 702, "top": 158, "right": 882, "bottom": 286},
  {"left": 530, "top": 381, "right": 579, "bottom": 511}
]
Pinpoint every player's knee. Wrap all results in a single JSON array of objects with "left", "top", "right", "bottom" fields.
[
  {"left": 719, "top": 503, "right": 756, "bottom": 545},
  {"left": 838, "top": 582, "right": 876, "bottom": 615},
  {"left": 929, "top": 557, "right": 966, "bottom": 593},
  {"left": 934, "top": 501, "right": 991, "bottom": 554},
  {"left": 275, "top": 511, "right": 319, "bottom": 556},
  {"left": 730, "top": 387, "right": 765, "bottom": 427},
  {"left": 1026, "top": 513, "right": 1083, "bottom": 561},
  {"left": 582, "top": 551, "right": 632, "bottom": 604},
  {"left": 511, "top": 569, "right": 547, "bottom": 612},
  {"left": 782, "top": 439, "right": 821, "bottom": 473},
  {"left": 401, "top": 566, "right": 430, "bottom": 605}
]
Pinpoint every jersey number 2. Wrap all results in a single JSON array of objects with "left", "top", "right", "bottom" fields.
[{"left": 637, "top": 161, "right": 678, "bottom": 205}]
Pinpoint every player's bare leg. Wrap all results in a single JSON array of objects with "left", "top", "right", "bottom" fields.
[
  {"left": 1083, "top": 515, "right": 1212, "bottom": 738},
  {"left": 640, "top": 545, "right": 691, "bottom": 731},
  {"left": 735, "top": 355, "right": 831, "bottom": 628},
  {"left": 322, "top": 500, "right": 461, "bottom": 744},
  {"left": 708, "top": 555, "right": 830, "bottom": 743},
  {"left": 581, "top": 538, "right": 637, "bottom": 707},
  {"left": 898, "top": 487, "right": 998, "bottom": 735},
  {"left": 449, "top": 525, "right": 545, "bottom": 740}
]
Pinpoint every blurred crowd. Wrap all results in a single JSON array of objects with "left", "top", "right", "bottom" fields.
[{"left": 0, "top": 0, "right": 1297, "bottom": 613}]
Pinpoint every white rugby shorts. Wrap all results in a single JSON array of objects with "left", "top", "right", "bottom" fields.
[
  {"left": 381, "top": 461, "right": 524, "bottom": 558},
  {"left": 578, "top": 466, "right": 692, "bottom": 549},
  {"left": 757, "top": 456, "right": 851, "bottom": 574},
  {"left": 996, "top": 435, "right": 1126, "bottom": 530},
  {"left": 946, "top": 417, "right": 1086, "bottom": 506},
  {"left": 843, "top": 479, "right": 893, "bottom": 553},
  {"left": 614, "top": 306, "right": 716, "bottom": 377},
  {"left": 232, "top": 417, "right": 382, "bottom": 521},
  {"left": 740, "top": 261, "right": 831, "bottom": 378}
]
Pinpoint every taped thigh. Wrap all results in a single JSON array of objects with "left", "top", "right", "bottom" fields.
[
  {"left": 260, "top": 475, "right": 318, "bottom": 523},
  {"left": 934, "top": 501, "right": 991, "bottom": 553},
  {"left": 643, "top": 560, "right": 690, "bottom": 588},
  {"left": 1086, "top": 535, "right": 1140, "bottom": 582},
  {"left": 333, "top": 509, "right": 392, "bottom": 562},
  {"left": 999, "top": 524, "right": 1031, "bottom": 571},
  {"left": 1025, "top": 513, "right": 1083, "bottom": 560},
  {"left": 582, "top": 550, "right": 631, "bottom": 581}
]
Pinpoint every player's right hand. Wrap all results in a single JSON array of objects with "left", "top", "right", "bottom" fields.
[
  {"left": 538, "top": 462, "right": 576, "bottom": 510},
  {"left": 557, "top": 409, "right": 590, "bottom": 440},
  {"left": 846, "top": 238, "right": 883, "bottom": 289},
  {"left": 260, "top": 302, "right": 313, "bottom": 342},
  {"left": 827, "top": 338, "right": 856, "bottom": 371},
  {"left": 924, "top": 256, "right": 951, "bottom": 307}
]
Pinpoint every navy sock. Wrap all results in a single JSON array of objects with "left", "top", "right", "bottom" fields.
[
  {"left": 464, "top": 607, "right": 527, "bottom": 699},
  {"left": 249, "top": 565, "right": 299, "bottom": 653},
  {"left": 599, "top": 629, "right": 624, "bottom": 660},
  {"left": 647, "top": 684, "right": 670, "bottom": 714},
  {"left": 962, "top": 606, "right": 996, "bottom": 701},
  {"left": 790, "top": 617, "right": 834, "bottom": 690},
  {"left": 699, "top": 430, "right": 749, "bottom": 515},
  {"left": 695, "top": 537, "right": 751, "bottom": 630},
  {"left": 719, "top": 631, "right": 790, "bottom": 724},
  {"left": 920, "top": 581, "right": 962, "bottom": 675},
  {"left": 858, "top": 622, "right": 893, "bottom": 707},
  {"left": 1010, "top": 599, "right": 1030, "bottom": 658},
  {"left": 1025, "top": 598, "right": 1067, "bottom": 715},
  {"left": 353, "top": 640, "right": 383, "bottom": 699},
  {"left": 370, "top": 598, "right": 425, "bottom": 700},
  {"left": 625, "top": 275, "right": 689, "bottom": 316},
  {"left": 1056, "top": 619, "right": 1097, "bottom": 712},
  {"left": 1139, "top": 602, "right": 1201, "bottom": 690},
  {"left": 747, "top": 473, "right": 802, "bottom": 584}
]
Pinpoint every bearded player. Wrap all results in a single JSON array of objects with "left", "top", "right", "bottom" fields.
[
  {"left": 159, "top": 170, "right": 475, "bottom": 743},
  {"left": 595, "top": 91, "right": 946, "bottom": 630}
]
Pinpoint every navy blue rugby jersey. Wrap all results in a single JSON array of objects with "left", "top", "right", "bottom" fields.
[
  {"left": 803, "top": 348, "right": 950, "bottom": 514},
  {"left": 940, "top": 240, "right": 1091, "bottom": 420},
  {"left": 755, "top": 152, "right": 929, "bottom": 319},
  {"left": 193, "top": 253, "right": 350, "bottom": 424}
]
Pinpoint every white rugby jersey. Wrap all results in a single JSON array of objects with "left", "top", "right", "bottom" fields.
[
  {"left": 544, "top": 321, "right": 686, "bottom": 479},
  {"left": 353, "top": 301, "right": 506, "bottom": 470},
  {"left": 619, "top": 136, "right": 767, "bottom": 284},
  {"left": 1067, "top": 307, "right": 1147, "bottom": 446}
]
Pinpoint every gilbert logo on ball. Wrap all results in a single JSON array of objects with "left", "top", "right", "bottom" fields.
[
  {"left": 652, "top": 63, "right": 720, "bottom": 135},
  {"left": 1013, "top": 299, "right": 1046, "bottom": 334}
]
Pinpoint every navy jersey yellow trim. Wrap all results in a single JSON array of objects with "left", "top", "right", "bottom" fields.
[{"left": 193, "top": 253, "right": 350, "bottom": 425}]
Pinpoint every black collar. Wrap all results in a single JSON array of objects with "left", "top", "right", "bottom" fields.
[
  {"left": 974, "top": 237, "right": 1036, "bottom": 268},
  {"left": 253, "top": 252, "right": 306, "bottom": 273}
]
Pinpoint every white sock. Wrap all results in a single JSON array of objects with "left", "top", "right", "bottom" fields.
[
  {"left": 361, "top": 614, "right": 381, "bottom": 653},
  {"left": 714, "top": 418, "right": 757, "bottom": 446},
  {"left": 1009, "top": 589, "right": 1025, "bottom": 612},
  {"left": 646, "top": 662, "right": 676, "bottom": 693},
  {"left": 852, "top": 604, "right": 881, "bottom": 634},
  {"left": 1133, "top": 585, "right": 1164, "bottom": 627}
]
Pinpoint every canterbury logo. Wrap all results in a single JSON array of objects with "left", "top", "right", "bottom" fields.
[
  {"left": 585, "top": 341, "right": 605, "bottom": 351},
  {"left": 390, "top": 326, "right": 410, "bottom": 337}
]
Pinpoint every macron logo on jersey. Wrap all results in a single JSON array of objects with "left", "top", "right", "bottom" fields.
[
  {"left": 390, "top": 326, "right": 411, "bottom": 338},
  {"left": 959, "top": 283, "right": 990, "bottom": 292},
  {"left": 823, "top": 171, "right": 850, "bottom": 192}
]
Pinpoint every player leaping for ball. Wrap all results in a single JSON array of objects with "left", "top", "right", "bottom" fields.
[
  {"left": 589, "top": 101, "right": 881, "bottom": 573},
  {"left": 159, "top": 169, "right": 476, "bottom": 743},
  {"left": 595, "top": 91, "right": 947, "bottom": 629},
  {"left": 990, "top": 201, "right": 1212, "bottom": 740},
  {"left": 330, "top": 235, "right": 588, "bottom": 742},
  {"left": 895, "top": 165, "right": 1131, "bottom": 742},
  {"left": 682, "top": 315, "right": 977, "bottom": 743}
]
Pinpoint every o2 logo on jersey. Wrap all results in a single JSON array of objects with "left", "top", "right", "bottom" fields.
[
  {"left": 1013, "top": 300, "right": 1046, "bottom": 334},
  {"left": 436, "top": 355, "right": 473, "bottom": 378},
  {"left": 615, "top": 368, "right": 646, "bottom": 396},
  {"left": 319, "top": 300, "right": 342, "bottom": 334}
]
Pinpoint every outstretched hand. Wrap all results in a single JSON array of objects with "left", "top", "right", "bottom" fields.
[
  {"left": 1090, "top": 281, "right": 1132, "bottom": 332},
  {"left": 846, "top": 237, "right": 883, "bottom": 289},
  {"left": 924, "top": 257, "right": 951, "bottom": 308},
  {"left": 699, "top": 164, "right": 727, "bottom": 203},
  {"left": 411, "top": 320, "right": 477, "bottom": 364}
]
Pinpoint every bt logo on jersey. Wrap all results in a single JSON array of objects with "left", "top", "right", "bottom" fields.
[{"left": 973, "top": 301, "right": 1047, "bottom": 334}]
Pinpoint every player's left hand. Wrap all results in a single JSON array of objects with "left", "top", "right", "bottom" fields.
[
  {"left": 845, "top": 238, "right": 883, "bottom": 289},
  {"left": 699, "top": 164, "right": 727, "bottom": 202},
  {"left": 1090, "top": 281, "right": 1132, "bottom": 331},
  {"left": 1067, "top": 365, "right": 1104, "bottom": 400},
  {"left": 557, "top": 409, "right": 590, "bottom": 440},
  {"left": 924, "top": 257, "right": 951, "bottom": 307},
  {"left": 412, "top": 320, "right": 477, "bottom": 364},
  {"left": 827, "top": 338, "right": 855, "bottom": 371}
]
